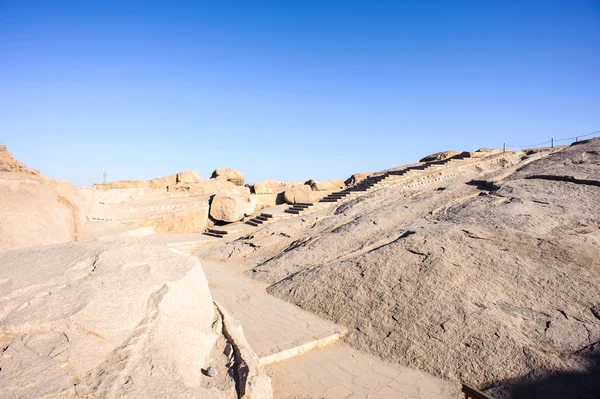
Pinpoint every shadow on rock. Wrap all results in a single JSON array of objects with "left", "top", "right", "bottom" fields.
[{"left": 488, "top": 344, "right": 600, "bottom": 398}]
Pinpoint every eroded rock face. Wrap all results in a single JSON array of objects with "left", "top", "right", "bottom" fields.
[
  {"left": 0, "top": 238, "right": 233, "bottom": 398},
  {"left": 210, "top": 193, "right": 256, "bottom": 222},
  {"left": 211, "top": 168, "right": 244, "bottom": 186}
]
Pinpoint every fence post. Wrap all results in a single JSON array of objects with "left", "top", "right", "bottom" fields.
[
  {"left": 576, "top": 137, "right": 578, "bottom": 142},
  {"left": 551, "top": 138, "right": 554, "bottom": 148},
  {"left": 503, "top": 143, "right": 506, "bottom": 153}
]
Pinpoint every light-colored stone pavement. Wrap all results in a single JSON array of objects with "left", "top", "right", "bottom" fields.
[
  {"left": 199, "top": 260, "right": 460, "bottom": 398},
  {"left": 267, "top": 342, "right": 460, "bottom": 399},
  {"left": 201, "top": 260, "right": 346, "bottom": 359}
]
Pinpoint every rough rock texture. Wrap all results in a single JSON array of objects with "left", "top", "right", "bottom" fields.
[
  {"left": 210, "top": 193, "right": 256, "bottom": 223},
  {"left": 309, "top": 179, "right": 345, "bottom": 191},
  {"left": 344, "top": 173, "right": 371, "bottom": 186},
  {"left": 212, "top": 168, "right": 244, "bottom": 186},
  {"left": 0, "top": 237, "right": 236, "bottom": 398},
  {"left": 0, "top": 145, "right": 40, "bottom": 175},
  {"left": 221, "top": 140, "right": 600, "bottom": 398},
  {"left": 419, "top": 150, "right": 463, "bottom": 162},
  {"left": 177, "top": 170, "right": 201, "bottom": 183}
]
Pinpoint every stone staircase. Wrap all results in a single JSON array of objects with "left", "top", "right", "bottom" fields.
[{"left": 204, "top": 152, "right": 509, "bottom": 239}]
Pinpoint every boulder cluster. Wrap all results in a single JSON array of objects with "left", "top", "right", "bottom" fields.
[{"left": 93, "top": 165, "right": 364, "bottom": 227}]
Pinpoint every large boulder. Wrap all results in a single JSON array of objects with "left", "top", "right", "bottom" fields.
[
  {"left": 176, "top": 170, "right": 201, "bottom": 183},
  {"left": 419, "top": 150, "right": 463, "bottom": 163},
  {"left": 210, "top": 193, "right": 256, "bottom": 223},
  {"left": 283, "top": 185, "right": 317, "bottom": 204},
  {"left": 211, "top": 168, "right": 244, "bottom": 186},
  {"left": 344, "top": 173, "right": 371, "bottom": 187}
]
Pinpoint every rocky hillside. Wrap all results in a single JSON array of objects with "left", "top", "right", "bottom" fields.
[{"left": 210, "top": 140, "right": 600, "bottom": 397}]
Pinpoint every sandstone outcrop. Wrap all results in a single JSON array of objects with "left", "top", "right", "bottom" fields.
[
  {"left": 210, "top": 193, "right": 256, "bottom": 223},
  {"left": 211, "top": 168, "right": 244, "bottom": 186},
  {"left": 0, "top": 237, "right": 237, "bottom": 398}
]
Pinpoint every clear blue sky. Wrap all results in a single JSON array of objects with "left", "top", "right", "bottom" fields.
[{"left": 1, "top": 1, "right": 599, "bottom": 187}]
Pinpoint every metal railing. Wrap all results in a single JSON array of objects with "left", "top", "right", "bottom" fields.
[{"left": 503, "top": 129, "right": 599, "bottom": 151}]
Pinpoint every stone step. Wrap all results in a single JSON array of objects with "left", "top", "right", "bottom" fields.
[
  {"left": 208, "top": 228, "right": 229, "bottom": 235},
  {"left": 204, "top": 231, "right": 225, "bottom": 238},
  {"left": 260, "top": 212, "right": 278, "bottom": 218},
  {"left": 284, "top": 208, "right": 306, "bottom": 214},
  {"left": 289, "top": 205, "right": 311, "bottom": 210}
]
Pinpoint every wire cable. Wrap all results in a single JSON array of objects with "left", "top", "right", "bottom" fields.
[{"left": 506, "top": 129, "right": 599, "bottom": 148}]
